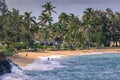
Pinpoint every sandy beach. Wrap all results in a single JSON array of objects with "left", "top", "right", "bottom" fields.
[{"left": 8, "top": 48, "right": 120, "bottom": 67}]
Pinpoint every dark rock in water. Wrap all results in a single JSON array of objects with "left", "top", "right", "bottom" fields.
[
  {"left": 0, "top": 53, "right": 22, "bottom": 76},
  {"left": 0, "top": 59, "right": 11, "bottom": 75}
]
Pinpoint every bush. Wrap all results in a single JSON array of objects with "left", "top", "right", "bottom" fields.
[
  {"left": 0, "top": 49, "right": 17, "bottom": 56},
  {"left": 14, "top": 42, "right": 29, "bottom": 50},
  {"left": 0, "top": 45, "right": 7, "bottom": 50},
  {"left": 60, "top": 44, "right": 69, "bottom": 50},
  {"left": 21, "top": 42, "right": 29, "bottom": 49},
  {"left": 34, "top": 43, "right": 41, "bottom": 49}
]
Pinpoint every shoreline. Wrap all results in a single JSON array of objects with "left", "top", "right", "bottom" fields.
[{"left": 8, "top": 48, "right": 120, "bottom": 67}]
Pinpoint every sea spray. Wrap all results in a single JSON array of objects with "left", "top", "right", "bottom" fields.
[
  {"left": 0, "top": 61, "right": 30, "bottom": 80},
  {"left": 23, "top": 55, "right": 65, "bottom": 71}
]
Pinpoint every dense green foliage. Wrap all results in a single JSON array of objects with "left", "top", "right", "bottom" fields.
[{"left": 0, "top": 1, "right": 120, "bottom": 55}]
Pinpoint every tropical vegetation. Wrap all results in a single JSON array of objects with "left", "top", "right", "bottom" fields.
[{"left": 0, "top": 0, "right": 120, "bottom": 55}]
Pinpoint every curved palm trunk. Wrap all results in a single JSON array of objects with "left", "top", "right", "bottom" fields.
[
  {"left": 52, "top": 39, "right": 55, "bottom": 50},
  {"left": 45, "top": 29, "right": 48, "bottom": 49}
]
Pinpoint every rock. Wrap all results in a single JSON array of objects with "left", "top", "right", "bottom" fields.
[
  {"left": 0, "top": 52, "right": 22, "bottom": 76},
  {"left": 0, "top": 59, "right": 11, "bottom": 75}
]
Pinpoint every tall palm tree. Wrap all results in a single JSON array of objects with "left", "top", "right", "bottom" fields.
[
  {"left": 58, "top": 12, "right": 69, "bottom": 44},
  {"left": 38, "top": 13, "right": 52, "bottom": 27},
  {"left": 0, "top": 0, "right": 8, "bottom": 16},
  {"left": 64, "top": 13, "right": 80, "bottom": 49},
  {"left": 38, "top": 13, "right": 53, "bottom": 48},
  {"left": 22, "top": 12, "right": 37, "bottom": 49},
  {"left": 108, "top": 12, "right": 120, "bottom": 47},
  {"left": 82, "top": 8, "right": 95, "bottom": 48},
  {"left": 42, "top": 2, "right": 56, "bottom": 16},
  {"left": 39, "top": 2, "right": 56, "bottom": 49},
  {"left": 104, "top": 8, "right": 115, "bottom": 46},
  {"left": 115, "top": 12, "right": 120, "bottom": 46},
  {"left": 23, "top": 12, "right": 36, "bottom": 32},
  {"left": 41, "top": 2, "right": 56, "bottom": 28},
  {"left": 59, "top": 12, "right": 69, "bottom": 25}
]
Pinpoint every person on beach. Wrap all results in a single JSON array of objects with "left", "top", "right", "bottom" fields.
[
  {"left": 47, "top": 57, "right": 50, "bottom": 61},
  {"left": 26, "top": 53, "right": 28, "bottom": 57}
]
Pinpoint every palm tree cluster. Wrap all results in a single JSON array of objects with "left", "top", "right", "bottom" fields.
[
  {"left": 82, "top": 8, "right": 120, "bottom": 48},
  {"left": 0, "top": 1, "right": 120, "bottom": 55}
]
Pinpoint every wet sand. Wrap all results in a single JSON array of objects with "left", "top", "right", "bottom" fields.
[{"left": 8, "top": 48, "right": 120, "bottom": 67}]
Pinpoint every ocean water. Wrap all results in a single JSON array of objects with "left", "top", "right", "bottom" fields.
[{"left": 1, "top": 53, "right": 120, "bottom": 80}]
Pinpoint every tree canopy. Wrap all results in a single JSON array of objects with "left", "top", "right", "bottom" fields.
[{"left": 0, "top": 0, "right": 120, "bottom": 55}]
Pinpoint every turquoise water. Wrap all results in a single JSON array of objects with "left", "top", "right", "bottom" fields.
[{"left": 24, "top": 53, "right": 120, "bottom": 80}]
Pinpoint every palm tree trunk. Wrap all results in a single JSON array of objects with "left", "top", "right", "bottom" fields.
[
  {"left": 52, "top": 39, "right": 55, "bottom": 50},
  {"left": 45, "top": 30, "right": 48, "bottom": 49},
  {"left": 115, "top": 41, "right": 118, "bottom": 47}
]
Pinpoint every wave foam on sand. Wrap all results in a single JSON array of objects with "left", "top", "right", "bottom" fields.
[{"left": 22, "top": 55, "right": 65, "bottom": 71}]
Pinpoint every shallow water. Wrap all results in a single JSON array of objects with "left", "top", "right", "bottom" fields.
[{"left": 1, "top": 53, "right": 120, "bottom": 80}]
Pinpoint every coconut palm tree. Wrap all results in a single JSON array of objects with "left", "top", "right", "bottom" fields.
[
  {"left": 38, "top": 13, "right": 53, "bottom": 48},
  {"left": 42, "top": 2, "right": 56, "bottom": 16},
  {"left": 22, "top": 12, "right": 37, "bottom": 49},
  {"left": 0, "top": 0, "right": 8, "bottom": 16},
  {"left": 82, "top": 8, "right": 95, "bottom": 48},
  {"left": 58, "top": 12, "right": 69, "bottom": 44},
  {"left": 59, "top": 12, "right": 69, "bottom": 25},
  {"left": 64, "top": 13, "right": 80, "bottom": 49},
  {"left": 39, "top": 2, "right": 56, "bottom": 49},
  {"left": 23, "top": 12, "right": 36, "bottom": 33}
]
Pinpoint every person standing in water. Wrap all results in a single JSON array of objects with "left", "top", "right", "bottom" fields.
[{"left": 47, "top": 57, "right": 50, "bottom": 61}]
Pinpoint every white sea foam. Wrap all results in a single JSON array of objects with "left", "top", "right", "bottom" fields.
[
  {"left": 0, "top": 61, "right": 30, "bottom": 80},
  {"left": 22, "top": 55, "right": 65, "bottom": 71},
  {"left": 81, "top": 51, "right": 120, "bottom": 56},
  {"left": 38, "top": 55, "right": 63, "bottom": 60},
  {"left": 83, "top": 52, "right": 104, "bottom": 55}
]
